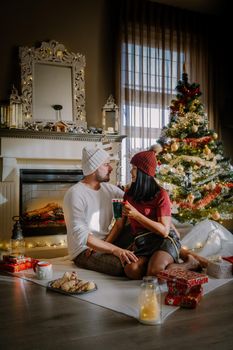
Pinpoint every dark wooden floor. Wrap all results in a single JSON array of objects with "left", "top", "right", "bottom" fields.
[{"left": 0, "top": 272, "right": 232, "bottom": 350}]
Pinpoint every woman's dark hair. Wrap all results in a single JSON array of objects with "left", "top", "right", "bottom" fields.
[{"left": 127, "top": 169, "right": 161, "bottom": 202}]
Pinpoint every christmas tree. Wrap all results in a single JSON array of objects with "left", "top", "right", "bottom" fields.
[{"left": 156, "top": 72, "right": 233, "bottom": 224}]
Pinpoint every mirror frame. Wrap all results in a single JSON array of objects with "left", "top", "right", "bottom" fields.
[{"left": 19, "top": 40, "right": 86, "bottom": 124}]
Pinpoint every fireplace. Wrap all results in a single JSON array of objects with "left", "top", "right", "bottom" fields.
[{"left": 19, "top": 169, "right": 83, "bottom": 237}]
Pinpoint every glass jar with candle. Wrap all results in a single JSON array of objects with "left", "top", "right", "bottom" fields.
[{"left": 138, "top": 276, "right": 162, "bottom": 325}]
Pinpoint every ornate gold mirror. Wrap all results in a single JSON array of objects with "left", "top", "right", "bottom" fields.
[{"left": 19, "top": 40, "right": 86, "bottom": 125}]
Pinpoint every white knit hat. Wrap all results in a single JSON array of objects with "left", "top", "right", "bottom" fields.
[{"left": 82, "top": 147, "right": 110, "bottom": 176}]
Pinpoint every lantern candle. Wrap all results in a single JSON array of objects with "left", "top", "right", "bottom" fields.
[{"left": 138, "top": 276, "right": 162, "bottom": 325}]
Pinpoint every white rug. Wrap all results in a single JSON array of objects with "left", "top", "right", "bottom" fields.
[{"left": 14, "top": 255, "right": 233, "bottom": 323}]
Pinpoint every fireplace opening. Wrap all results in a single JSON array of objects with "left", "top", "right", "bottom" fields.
[{"left": 20, "top": 169, "right": 83, "bottom": 237}]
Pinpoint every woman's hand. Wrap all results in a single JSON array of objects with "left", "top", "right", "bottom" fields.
[
  {"left": 123, "top": 202, "right": 171, "bottom": 238},
  {"left": 112, "top": 247, "right": 138, "bottom": 266},
  {"left": 123, "top": 201, "right": 140, "bottom": 220}
]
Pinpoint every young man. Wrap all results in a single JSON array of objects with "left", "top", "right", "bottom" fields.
[{"left": 63, "top": 146, "right": 138, "bottom": 276}]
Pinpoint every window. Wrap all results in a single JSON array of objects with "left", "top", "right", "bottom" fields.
[{"left": 120, "top": 42, "right": 184, "bottom": 184}]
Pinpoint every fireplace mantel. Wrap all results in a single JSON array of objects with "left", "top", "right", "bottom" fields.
[
  {"left": 0, "top": 129, "right": 126, "bottom": 142},
  {"left": 0, "top": 130, "right": 126, "bottom": 182},
  {"left": 0, "top": 129, "right": 126, "bottom": 253}
]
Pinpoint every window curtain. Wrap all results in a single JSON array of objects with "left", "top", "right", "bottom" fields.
[{"left": 116, "top": 0, "right": 219, "bottom": 184}]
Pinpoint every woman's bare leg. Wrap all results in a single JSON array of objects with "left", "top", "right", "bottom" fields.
[
  {"left": 124, "top": 247, "right": 209, "bottom": 279},
  {"left": 147, "top": 250, "right": 174, "bottom": 276},
  {"left": 180, "top": 247, "right": 209, "bottom": 268},
  {"left": 124, "top": 257, "right": 148, "bottom": 280},
  {"left": 147, "top": 249, "right": 205, "bottom": 277},
  {"left": 167, "top": 254, "right": 201, "bottom": 271}
]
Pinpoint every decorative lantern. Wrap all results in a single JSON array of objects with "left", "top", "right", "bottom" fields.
[
  {"left": 10, "top": 216, "right": 25, "bottom": 257},
  {"left": 138, "top": 276, "right": 162, "bottom": 325},
  {"left": 9, "top": 86, "right": 23, "bottom": 129},
  {"left": 102, "top": 95, "right": 119, "bottom": 133}
]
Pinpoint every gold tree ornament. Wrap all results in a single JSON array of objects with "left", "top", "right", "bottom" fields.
[
  {"left": 203, "top": 145, "right": 211, "bottom": 155},
  {"left": 187, "top": 193, "right": 195, "bottom": 204},
  {"left": 212, "top": 211, "right": 220, "bottom": 221},
  {"left": 176, "top": 165, "right": 184, "bottom": 174},
  {"left": 171, "top": 142, "right": 179, "bottom": 152},
  {"left": 191, "top": 125, "right": 198, "bottom": 133},
  {"left": 208, "top": 182, "right": 216, "bottom": 190},
  {"left": 213, "top": 133, "right": 218, "bottom": 140},
  {"left": 179, "top": 104, "right": 184, "bottom": 114},
  {"left": 163, "top": 153, "right": 172, "bottom": 161}
]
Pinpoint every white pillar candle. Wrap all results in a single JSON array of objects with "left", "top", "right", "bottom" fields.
[{"left": 18, "top": 104, "right": 23, "bottom": 128}]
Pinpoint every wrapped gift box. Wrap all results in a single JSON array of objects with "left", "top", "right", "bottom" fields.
[
  {"left": 158, "top": 268, "right": 208, "bottom": 287},
  {"left": 180, "top": 290, "right": 203, "bottom": 308},
  {"left": 222, "top": 256, "right": 233, "bottom": 264},
  {"left": 165, "top": 290, "right": 203, "bottom": 308},
  {"left": 3, "top": 254, "right": 27, "bottom": 264},
  {"left": 0, "top": 256, "right": 37, "bottom": 272},
  {"left": 167, "top": 280, "right": 203, "bottom": 295},
  {"left": 165, "top": 293, "right": 182, "bottom": 306},
  {"left": 207, "top": 260, "right": 232, "bottom": 279},
  {"left": 0, "top": 261, "right": 27, "bottom": 272}
]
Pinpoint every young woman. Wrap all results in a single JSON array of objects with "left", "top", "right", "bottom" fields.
[{"left": 117, "top": 149, "right": 201, "bottom": 279}]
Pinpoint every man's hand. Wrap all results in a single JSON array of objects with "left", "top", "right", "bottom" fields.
[
  {"left": 112, "top": 247, "right": 138, "bottom": 266},
  {"left": 85, "top": 248, "right": 96, "bottom": 257},
  {"left": 87, "top": 233, "right": 138, "bottom": 266}
]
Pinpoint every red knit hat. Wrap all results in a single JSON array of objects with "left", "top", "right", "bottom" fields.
[{"left": 130, "top": 150, "right": 157, "bottom": 177}]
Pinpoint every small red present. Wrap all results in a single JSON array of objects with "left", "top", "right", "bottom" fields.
[
  {"left": 158, "top": 268, "right": 208, "bottom": 287},
  {"left": 3, "top": 254, "right": 25, "bottom": 264},
  {"left": 25, "top": 260, "right": 33, "bottom": 269},
  {"left": 222, "top": 256, "right": 233, "bottom": 264},
  {"left": 222, "top": 256, "right": 233, "bottom": 275},
  {"left": 165, "top": 293, "right": 182, "bottom": 306},
  {"left": 181, "top": 290, "right": 203, "bottom": 309},
  {"left": 0, "top": 256, "right": 37, "bottom": 272},
  {"left": 0, "top": 261, "right": 26, "bottom": 272},
  {"left": 167, "top": 280, "right": 203, "bottom": 295},
  {"left": 165, "top": 290, "right": 203, "bottom": 308}
]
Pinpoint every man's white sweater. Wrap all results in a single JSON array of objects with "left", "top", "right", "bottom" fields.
[{"left": 63, "top": 182, "right": 124, "bottom": 259}]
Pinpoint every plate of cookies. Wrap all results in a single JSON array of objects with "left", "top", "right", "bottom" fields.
[{"left": 47, "top": 271, "right": 97, "bottom": 295}]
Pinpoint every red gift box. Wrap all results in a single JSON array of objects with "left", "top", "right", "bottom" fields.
[
  {"left": 181, "top": 290, "right": 203, "bottom": 308},
  {"left": 158, "top": 268, "right": 208, "bottom": 287},
  {"left": 222, "top": 256, "right": 233, "bottom": 264},
  {"left": 222, "top": 256, "right": 233, "bottom": 275},
  {"left": 165, "top": 293, "right": 182, "bottom": 306},
  {"left": 0, "top": 256, "right": 37, "bottom": 272},
  {"left": 0, "top": 261, "right": 26, "bottom": 272},
  {"left": 3, "top": 254, "right": 26, "bottom": 264},
  {"left": 165, "top": 290, "right": 203, "bottom": 308},
  {"left": 167, "top": 280, "right": 203, "bottom": 295}
]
